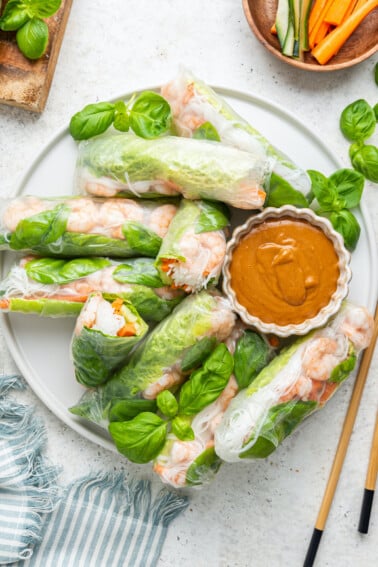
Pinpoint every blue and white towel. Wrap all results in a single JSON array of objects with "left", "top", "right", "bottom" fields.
[{"left": 0, "top": 375, "right": 189, "bottom": 566}]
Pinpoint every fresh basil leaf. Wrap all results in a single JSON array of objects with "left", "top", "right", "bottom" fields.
[
  {"left": 122, "top": 221, "right": 163, "bottom": 256},
  {"left": 240, "top": 401, "right": 317, "bottom": 459},
  {"left": 51, "top": 231, "right": 139, "bottom": 258},
  {"left": 186, "top": 447, "right": 222, "bottom": 486},
  {"left": 156, "top": 390, "right": 178, "bottom": 419},
  {"left": 340, "top": 99, "right": 376, "bottom": 142},
  {"left": 23, "top": 0, "right": 61, "bottom": 18},
  {"left": 9, "top": 204, "right": 69, "bottom": 250},
  {"left": 180, "top": 336, "right": 218, "bottom": 372},
  {"left": 234, "top": 331, "right": 271, "bottom": 390},
  {"left": 16, "top": 18, "right": 49, "bottom": 60},
  {"left": 307, "top": 170, "right": 340, "bottom": 211},
  {"left": 109, "top": 398, "right": 157, "bottom": 422},
  {"left": 265, "top": 172, "right": 309, "bottom": 208},
  {"left": 329, "top": 169, "right": 364, "bottom": 208},
  {"left": 69, "top": 102, "right": 115, "bottom": 141},
  {"left": 171, "top": 415, "right": 195, "bottom": 441},
  {"left": 109, "top": 412, "right": 167, "bottom": 463},
  {"left": 324, "top": 209, "right": 361, "bottom": 251},
  {"left": 178, "top": 343, "right": 233, "bottom": 416},
  {"left": 350, "top": 144, "right": 378, "bottom": 183},
  {"left": 193, "top": 122, "right": 221, "bottom": 141},
  {"left": 113, "top": 258, "right": 164, "bottom": 287},
  {"left": 0, "top": 0, "right": 30, "bottom": 31},
  {"left": 113, "top": 101, "right": 130, "bottom": 132},
  {"left": 25, "top": 257, "right": 110, "bottom": 284},
  {"left": 195, "top": 200, "right": 230, "bottom": 233},
  {"left": 129, "top": 91, "right": 171, "bottom": 139}
]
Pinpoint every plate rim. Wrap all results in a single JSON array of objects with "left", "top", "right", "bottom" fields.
[{"left": 1, "top": 84, "right": 377, "bottom": 452}]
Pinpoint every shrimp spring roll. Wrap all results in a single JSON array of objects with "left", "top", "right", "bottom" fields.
[
  {"left": 0, "top": 195, "right": 177, "bottom": 258},
  {"left": 70, "top": 291, "right": 236, "bottom": 426},
  {"left": 75, "top": 132, "right": 271, "bottom": 209},
  {"left": 153, "top": 325, "right": 272, "bottom": 488},
  {"left": 215, "top": 302, "right": 374, "bottom": 462},
  {"left": 71, "top": 292, "right": 148, "bottom": 387},
  {"left": 161, "top": 69, "right": 311, "bottom": 200},
  {"left": 0, "top": 256, "right": 184, "bottom": 321},
  {"left": 156, "top": 199, "right": 228, "bottom": 292}
]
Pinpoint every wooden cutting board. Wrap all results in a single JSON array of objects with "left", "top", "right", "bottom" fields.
[{"left": 0, "top": 0, "right": 73, "bottom": 112}]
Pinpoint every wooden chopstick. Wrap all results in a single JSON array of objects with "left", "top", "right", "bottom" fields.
[
  {"left": 358, "top": 409, "right": 378, "bottom": 534},
  {"left": 303, "top": 302, "right": 378, "bottom": 567}
]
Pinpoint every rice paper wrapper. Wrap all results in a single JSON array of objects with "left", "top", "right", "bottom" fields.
[
  {"left": 0, "top": 256, "right": 184, "bottom": 322},
  {"left": 214, "top": 302, "right": 374, "bottom": 463},
  {"left": 75, "top": 131, "right": 271, "bottom": 209},
  {"left": 156, "top": 199, "right": 228, "bottom": 292},
  {"left": 70, "top": 291, "right": 236, "bottom": 426},
  {"left": 161, "top": 68, "right": 311, "bottom": 199},
  {"left": 0, "top": 195, "right": 177, "bottom": 258},
  {"left": 71, "top": 292, "right": 148, "bottom": 387}
]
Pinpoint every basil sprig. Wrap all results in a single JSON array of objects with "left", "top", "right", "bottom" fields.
[
  {"left": 69, "top": 91, "right": 172, "bottom": 141},
  {"left": 339, "top": 98, "right": 378, "bottom": 184},
  {"left": 0, "top": 0, "right": 61, "bottom": 60},
  {"left": 234, "top": 331, "right": 271, "bottom": 390},
  {"left": 307, "top": 168, "right": 364, "bottom": 251},
  {"left": 108, "top": 343, "right": 234, "bottom": 463}
]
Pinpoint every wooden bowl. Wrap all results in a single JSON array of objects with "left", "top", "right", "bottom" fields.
[{"left": 243, "top": 0, "right": 378, "bottom": 71}]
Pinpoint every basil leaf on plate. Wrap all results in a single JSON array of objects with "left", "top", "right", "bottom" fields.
[
  {"left": 129, "top": 91, "right": 172, "bottom": 139},
  {"left": 69, "top": 102, "right": 116, "bottom": 140}
]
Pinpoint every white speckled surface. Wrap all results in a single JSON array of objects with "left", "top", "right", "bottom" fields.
[{"left": 0, "top": 1, "right": 377, "bottom": 566}]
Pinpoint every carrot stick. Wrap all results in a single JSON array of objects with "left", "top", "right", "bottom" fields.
[
  {"left": 271, "top": 22, "right": 277, "bottom": 35},
  {"left": 312, "top": 0, "right": 378, "bottom": 64},
  {"left": 309, "top": 0, "right": 334, "bottom": 49},
  {"left": 325, "top": 0, "right": 355, "bottom": 26},
  {"left": 117, "top": 323, "right": 136, "bottom": 337},
  {"left": 309, "top": 0, "right": 329, "bottom": 33},
  {"left": 342, "top": 0, "right": 358, "bottom": 21},
  {"left": 353, "top": 0, "right": 368, "bottom": 10},
  {"left": 313, "top": 20, "right": 331, "bottom": 46}
]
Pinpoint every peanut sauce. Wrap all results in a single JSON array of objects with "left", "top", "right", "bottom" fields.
[{"left": 229, "top": 218, "right": 340, "bottom": 326}]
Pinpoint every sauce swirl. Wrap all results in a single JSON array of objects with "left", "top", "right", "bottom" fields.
[{"left": 229, "top": 218, "right": 340, "bottom": 326}]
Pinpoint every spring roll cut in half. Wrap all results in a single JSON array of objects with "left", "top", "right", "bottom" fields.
[
  {"left": 156, "top": 199, "right": 228, "bottom": 292},
  {"left": 71, "top": 292, "right": 148, "bottom": 387},
  {"left": 153, "top": 325, "right": 272, "bottom": 488},
  {"left": 0, "top": 195, "right": 177, "bottom": 258},
  {"left": 214, "top": 302, "right": 374, "bottom": 463},
  {"left": 70, "top": 291, "right": 237, "bottom": 426},
  {"left": 0, "top": 256, "right": 184, "bottom": 321},
  {"left": 161, "top": 69, "right": 311, "bottom": 199},
  {"left": 75, "top": 132, "right": 271, "bottom": 209}
]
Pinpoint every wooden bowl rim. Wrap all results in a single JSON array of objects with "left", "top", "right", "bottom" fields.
[{"left": 242, "top": 0, "right": 378, "bottom": 72}]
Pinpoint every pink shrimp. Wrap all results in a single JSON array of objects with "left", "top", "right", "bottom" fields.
[
  {"left": 2, "top": 196, "right": 47, "bottom": 232},
  {"left": 66, "top": 198, "right": 99, "bottom": 233},
  {"left": 142, "top": 369, "right": 185, "bottom": 400},
  {"left": 97, "top": 199, "right": 144, "bottom": 239}
]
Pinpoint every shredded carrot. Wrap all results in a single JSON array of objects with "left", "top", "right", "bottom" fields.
[
  {"left": 160, "top": 258, "right": 174, "bottom": 273},
  {"left": 309, "top": 0, "right": 329, "bottom": 33},
  {"left": 268, "top": 335, "right": 280, "bottom": 348},
  {"left": 0, "top": 299, "right": 10, "bottom": 309},
  {"left": 325, "top": 0, "right": 355, "bottom": 26},
  {"left": 312, "top": 0, "right": 378, "bottom": 64},
  {"left": 271, "top": 22, "right": 277, "bottom": 35},
  {"left": 309, "top": 0, "right": 335, "bottom": 49},
  {"left": 111, "top": 297, "right": 124, "bottom": 313},
  {"left": 319, "top": 381, "right": 338, "bottom": 404},
  {"left": 117, "top": 323, "right": 136, "bottom": 337},
  {"left": 48, "top": 294, "right": 87, "bottom": 302}
]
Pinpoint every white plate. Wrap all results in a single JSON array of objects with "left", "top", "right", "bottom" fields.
[{"left": 1, "top": 87, "right": 377, "bottom": 452}]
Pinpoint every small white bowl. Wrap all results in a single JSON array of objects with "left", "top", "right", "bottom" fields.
[{"left": 222, "top": 206, "right": 352, "bottom": 337}]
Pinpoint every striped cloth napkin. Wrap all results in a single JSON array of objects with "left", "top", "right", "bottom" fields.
[{"left": 0, "top": 375, "right": 189, "bottom": 567}]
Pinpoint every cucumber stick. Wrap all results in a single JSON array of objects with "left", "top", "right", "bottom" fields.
[{"left": 275, "top": 0, "right": 312, "bottom": 59}]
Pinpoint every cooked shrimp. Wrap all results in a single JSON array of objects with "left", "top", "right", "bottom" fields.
[
  {"left": 98, "top": 199, "right": 144, "bottom": 239},
  {"left": 153, "top": 438, "right": 205, "bottom": 488},
  {"left": 279, "top": 375, "right": 314, "bottom": 403},
  {"left": 208, "top": 296, "right": 237, "bottom": 342},
  {"left": 85, "top": 181, "right": 118, "bottom": 197},
  {"left": 142, "top": 369, "right": 184, "bottom": 400},
  {"left": 3, "top": 196, "right": 47, "bottom": 232},
  {"left": 66, "top": 198, "right": 99, "bottom": 233},
  {"left": 163, "top": 229, "right": 226, "bottom": 292},
  {"left": 302, "top": 336, "right": 347, "bottom": 382},
  {"left": 75, "top": 292, "right": 102, "bottom": 334},
  {"left": 337, "top": 304, "right": 374, "bottom": 351},
  {"left": 148, "top": 204, "right": 177, "bottom": 238}
]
